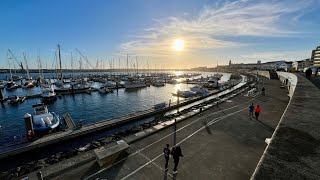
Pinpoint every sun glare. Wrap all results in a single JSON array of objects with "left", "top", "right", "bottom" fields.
[{"left": 172, "top": 39, "right": 184, "bottom": 51}]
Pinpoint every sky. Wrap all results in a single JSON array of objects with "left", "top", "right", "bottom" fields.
[{"left": 0, "top": 0, "right": 320, "bottom": 69}]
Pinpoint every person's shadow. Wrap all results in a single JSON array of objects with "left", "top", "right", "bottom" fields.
[
  {"left": 173, "top": 173, "right": 178, "bottom": 179},
  {"left": 163, "top": 170, "right": 168, "bottom": 180},
  {"left": 163, "top": 170, "right": 178, "bottom": 180}
]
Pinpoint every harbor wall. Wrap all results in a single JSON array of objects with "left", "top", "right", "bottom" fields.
[
  {"left": 276, "top": 71, "right": 297, "bottom": 97},
  {"left": 257, "top": 71, "right": 271, "bottom": 79},
  {"left": 251, "top": 73, "right": 320, "bottom": 179}
]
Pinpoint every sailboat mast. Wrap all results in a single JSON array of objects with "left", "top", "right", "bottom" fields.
[
  {"left": 71, "top": 52, "right": 73, "bottom": 78},
  {"left": 126, "top": 54, "right": 129, "bottom": 75},
  {"left": 58, "top": 44, "right": 63, "bottom": 81},
  {"left": 23, "top": 52, "right": 30, "bottom": 79}
]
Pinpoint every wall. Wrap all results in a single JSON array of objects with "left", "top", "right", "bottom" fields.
[
  {"left": 276, "top": 72, "right": 297, "bottom": 97},
  {"left": 251, "top": 74, "right": 320, "bottom": 179},
  {"left": 257, "top": 71, "right": 270, "bottom": 79}
]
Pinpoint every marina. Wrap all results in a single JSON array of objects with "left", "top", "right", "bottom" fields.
[
  {"left": 0, "top": 71, "right": 233, "bottom": 146},
  {"left": 0, "top": 73, "right": 248, "bottom": 175}
]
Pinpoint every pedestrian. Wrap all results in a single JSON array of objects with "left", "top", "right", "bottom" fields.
[
  {"left": 255, "top": 105, "right": 261, "bottom": 120},
  {"left": 262, "top": 87, "right": 265, "bottom": 96},
  {"left": 305, "top": 68, "right": 312, "bottom": 80},
  {"left": 249, "top": 103, "right": 254, "bottom": 118},
  {"left": 172, "top": 145, "right": 183, "bottom": 174},
  {"left": 163, "top": 144, "right": 171, "bottom": 171}
]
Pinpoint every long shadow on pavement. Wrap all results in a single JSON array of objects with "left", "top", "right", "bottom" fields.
[{"left": 163, "top": 170, "right": 168, "bottom": 180}]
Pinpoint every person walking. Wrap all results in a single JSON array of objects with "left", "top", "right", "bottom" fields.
[
  {"left": 249, "top": 103, "right": 254, "bottom": 118},
  {"left": 255, "top": 105, "right": 261, "bottom": 120},
  {"left": 262, "top": 87, "right": 265, "bottom": 96},
  {"left": 163, "top": 144, "right": 171, "bottom": 171},
  {"left": 172, "top": 145, "right": 183, "bottom": 174}
]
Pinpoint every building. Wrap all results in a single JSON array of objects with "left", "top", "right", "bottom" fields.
[
  {"left": 311, "top": 46, "right": 320, "bottom": 67},
  {"left": 292, "top": 58, "right": 311, "bottom": 71}
]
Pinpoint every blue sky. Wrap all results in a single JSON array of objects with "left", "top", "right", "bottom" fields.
[{"left": 0, "top": 0, "right": 319, "bottom": 69}]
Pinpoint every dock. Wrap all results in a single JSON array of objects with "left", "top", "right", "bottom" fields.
[
  {"left": 62, "top": 112, "right": 77, "bottom": 129},
  {"left": 0, "top": 79, "right": 246, "bottom": 160}
]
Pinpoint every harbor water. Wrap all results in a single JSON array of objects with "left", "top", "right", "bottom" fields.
[{"left": 0, "top": 71, "right": 231, "bottom": 146}]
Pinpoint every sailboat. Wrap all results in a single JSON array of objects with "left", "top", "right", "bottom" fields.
[
  {"left": 55, "top": 44, "right": 64, "bottom": 87},
  {"left": 5, "top": 62, "right": 19, "bottom": 90},
  {"left": 22, "top": 52, "right": 35, "bottom": 89}
]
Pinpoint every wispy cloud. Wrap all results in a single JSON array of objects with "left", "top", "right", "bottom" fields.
[
  {"left": 120, "top": 0, "right": 314, "bottom": 57},
  {"left": 240, "top": 50, "right": 311, "bottom": 61}
]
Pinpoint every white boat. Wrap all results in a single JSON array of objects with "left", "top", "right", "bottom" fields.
[
  {"left": 5, "top": 81, "right": 19, "bottom": 90},
  {"left": 173, "top": 90, "right": 196, "bottom": 98},
  {"left": 98, "top": 86, "right": 114, "bottom": 94},
  {"left": 25, "top": 104, "right": 61, "bottom": 133},
  {"left": 7, "top": 95, "right": 25, "bottom": 104},
  {"left": 190, "top": 85, "right": 209, "bottom": 95},
  {"left": 167, "top": 79, "right": 178, "bottom": 84},
  {"left": 203, "top": 75, "right": 221, "bottom": 88},
  {"left": 41, "top": 88, "right": 57, "bottom": 102},
  {"left": 55, "top": 79, "right": 64, "bottom": 87},
  {"left": 124, "top": 79, "right": 146, "bottom": 89},
  {"left": 72, "top": 79, "right": 91, "bottom": 90},
  {"left": 23, "top": 81, "right": 35, "bottom": 88},
  {"left": 152, "top": 80, "right": 165, "bottom": 87},
  {"left": 213, "top": 73, "right": 223, "bottom": 80},
  {"left": 104, "top": 81, "right": 116, "bottom": 88}
]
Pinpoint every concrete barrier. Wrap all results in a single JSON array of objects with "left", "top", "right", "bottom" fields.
[
  {"left": 94, "top": 141, "right": 129, "bottom": 167},
  {"left": 251, "top": 74, "right": 320, "bottom": 179},
  {"left": 276, "top": 71, "right": 297, "bottom": 97},
  {"left": 257, "top": 71, "right": 271, "bottom": 79}
]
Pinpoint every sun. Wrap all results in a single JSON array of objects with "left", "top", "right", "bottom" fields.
[{"left": 172, "top": 39, "right": 184, "bottom": 51}]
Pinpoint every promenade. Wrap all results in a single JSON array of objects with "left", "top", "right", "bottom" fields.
[{"left": 44, "top": 77, "right": 289, "bottom": 180}]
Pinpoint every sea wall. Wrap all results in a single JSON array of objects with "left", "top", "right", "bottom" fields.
[
  {"left": 251, "top": 73, "right": 320, "bottom": 179},
  {"left": 257, "top": 71, "right": 271, "bottom": 79},
  {"left": 276, "top": 71, "right": 297, "bottom": 97}
]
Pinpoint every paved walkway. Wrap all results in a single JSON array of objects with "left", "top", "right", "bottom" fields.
[{"left": 51, "top": 78, "right": 289, "bottom": 180}]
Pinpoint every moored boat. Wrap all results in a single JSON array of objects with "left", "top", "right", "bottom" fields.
[
  {"left": 7, "top": 95, "right": 25, "bottom": 104},
  {"left": 25, "top": 104, "right": 61, "bottom": 133},
  {"left": 23, "top": 81, "right": 35, "bottom": 88},
  {"left": 41, "top": 88, "right": 57, "bottom": 102},
  {"left": 124, "top": 79, "right": 146, "bottom": 89},
  {"left": 5, "top": 81, "right": 19, "bottom": 90},
  {"left": 98, "top": 86, "right": 114, "bottom": 94},
  {"left": 172, "top": 90, "right": 196, "bottom": 98},
  {"left": 152, "top": 80, "right": 165, "bottom": 87},
  {"left": 190, "top": 85, "right": 209, "bottom": 95}
]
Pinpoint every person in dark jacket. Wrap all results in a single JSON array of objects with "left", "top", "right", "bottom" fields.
[
  {"left": 305, "top": 68, "right": 312, "bottom": 80},
  {"left": 172, "top": 145, "right": 183, "bottom": 174},
  {"left": 163, "top": 144, "right": 171, "bottom": 170},
  {"left": 262, "top": 87, "right": 265, "bottom": 96},
  {"left": 249, "top": 103, "right": 254, "bottom": 118}
]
